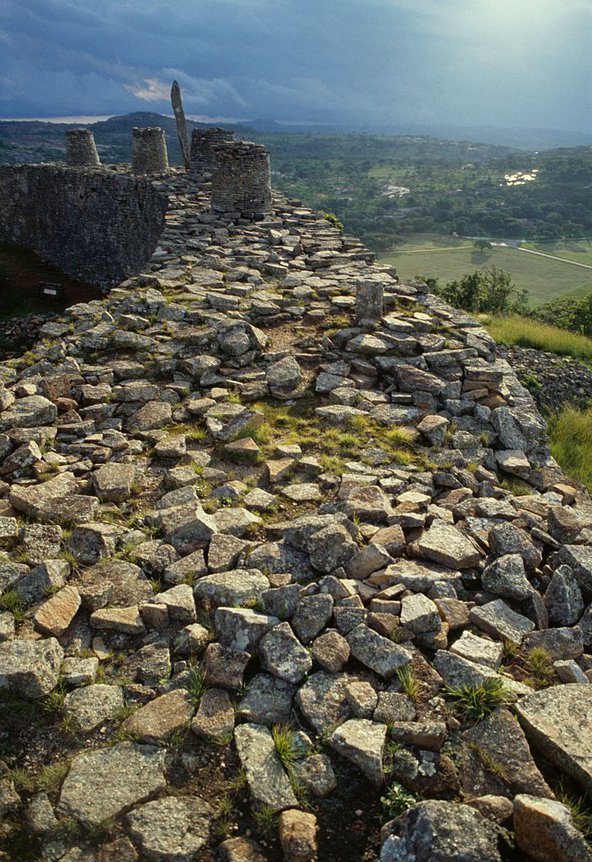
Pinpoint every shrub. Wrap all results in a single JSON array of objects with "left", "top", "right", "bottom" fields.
[{"left": 434, "top": 266, "right": 528, "bottom": 315}]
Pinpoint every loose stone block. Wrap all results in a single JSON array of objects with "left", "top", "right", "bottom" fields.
[{"left": 355, "top": 279, "right": 384, "bottom": 323}]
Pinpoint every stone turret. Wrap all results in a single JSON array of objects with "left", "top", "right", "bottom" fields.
[
  {"left": 132, "top": 127, "right": 169, "bottom": 175},
  {"left": 65, "top": 129, "right": 100, "bottom": 167},
  {"left": 211, "top": 141, "right": 272, "bottom": 219},
  {"left": 189, "top": 128, "right": 235, "bottom": 175}
]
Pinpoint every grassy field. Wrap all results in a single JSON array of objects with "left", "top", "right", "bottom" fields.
[
  {"left": 522, "top": 238, "right": 592, "bottom": 266},
  {"left": 378, "top": 235, "right": 592, "bottom": 307},
  {"left": 483, "top": 315, "right": 592, "bottom": 361}
]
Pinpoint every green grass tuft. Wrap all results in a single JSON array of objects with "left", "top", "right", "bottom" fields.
[{"left": 443, "top": 677, "right": 510, "bottom": 722}]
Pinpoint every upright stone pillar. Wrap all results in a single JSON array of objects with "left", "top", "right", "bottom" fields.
[
  {"left": 190, "top": 128, "right": 234, "bottom": 175},
  {"left": 132, "top": 128, "right": 169, "bottom": 175},
  {"left": 65, "top": 129, "right": 100, "bottom": 167},
  {"left": 211, "top": 142, "right": 272, "bottom": 219},
  {"left": 355, "top": 280, "right": 384, "bottom": 323}
]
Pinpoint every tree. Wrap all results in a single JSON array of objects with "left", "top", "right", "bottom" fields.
[
  {"left": 474, "top": 240, "right": 492, "bottom": 253},
  {"left": 435, "top": 266, "right": 528, "bottom": 315}
]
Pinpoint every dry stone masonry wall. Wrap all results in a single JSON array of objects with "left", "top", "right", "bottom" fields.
[
  {"left": 190, "top": 127, "right": 235, "bottom": 175},
  {"left": 211, "top": 141, "right": 273, "bottom": 218},
  {"left": 0, "top": 149, "right": 591, "bottom": 862},
  {"left": 0, "top": 164, "right": 168, "bottom": 288}
]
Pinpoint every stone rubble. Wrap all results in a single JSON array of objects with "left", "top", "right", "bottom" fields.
[{"left": 0, "top": 160, "right": 590, "bottom": 862}]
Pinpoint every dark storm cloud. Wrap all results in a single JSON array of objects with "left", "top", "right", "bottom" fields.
[{"left": 1, "top": 0, "right": 590, "bottom": 131}]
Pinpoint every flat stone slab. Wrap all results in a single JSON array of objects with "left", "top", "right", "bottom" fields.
[
  {"left": 64, "top": 684, "right": 124, "bottom": 732},
  {"left": 330, "top": 718, "right": 386, "bottom": 786},
  {"left": 194, "top": 569, "right": 270, "bottom": 607},
  {"left": 121, "top": 690, "right": 194, "bottom": 743},
  {"left": 415, "top": 521, "right": 481, "bottom": 570},
  {"left": 58, "top": 742, "right": 166, "bottom": 825},
  {"left": 126, "top": 795, "right": 214, "bottom": 862},
  {"left": 347, "top": 624, "right": 412, "bottom": 678},
  {"left": 516, "top": 684, "right": 592, "bottom": 793},
  {"left": 234, "top": 723, "right": 298, "bottom": 812},
  {"left": 296, "top": 671, "right": 351, "bottom": 735},
  {"left": 0, "top": 637, "right": 63, "bottom": 698}
]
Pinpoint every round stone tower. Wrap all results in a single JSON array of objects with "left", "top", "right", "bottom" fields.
[
  {"left": 131, "top": 127, "right": 169, "bottom": 175},
  {"left": 211, "top": 142, "right": 272, "bottom": 219},
  {"left": 189, "top": 128, "right": 235, "bottom": 175},
  {"left": 65, "top": 129, "right": 100, "bottom": 167}
]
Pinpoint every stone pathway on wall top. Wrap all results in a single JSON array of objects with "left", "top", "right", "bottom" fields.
[{"left": 0, "top": 167, "right": 590, "bottom": 862}]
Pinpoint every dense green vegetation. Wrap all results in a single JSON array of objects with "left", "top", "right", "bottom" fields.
[{"left": 432, "top": 266, "right": 528, "bottom": 315}]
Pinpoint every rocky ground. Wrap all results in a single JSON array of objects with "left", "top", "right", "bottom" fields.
[{"left": 0, "top": 168, "right": 591, "bottom": 862}]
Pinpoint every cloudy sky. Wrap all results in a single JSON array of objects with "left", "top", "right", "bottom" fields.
[{"left": 1, "top": 0, "right": 591, "bottom": 131}]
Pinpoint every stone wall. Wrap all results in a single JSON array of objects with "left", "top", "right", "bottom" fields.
[
  {"left": 211, "top": 141, "right": 272, "bottom": 218},
  {"left": 0, "top": 165, "right": 168, "bottom": 288},
  {"left": 190, "top": 128, "right": 235, "bottom": 175}
]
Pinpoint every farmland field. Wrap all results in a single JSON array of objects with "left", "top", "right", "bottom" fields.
[{"left": 378, "top": 235, "right": 592, "bottom": 307}]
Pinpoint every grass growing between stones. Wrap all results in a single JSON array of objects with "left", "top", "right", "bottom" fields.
[
  {"left": 442, "top": 678, "right": 510, "bottom": 723},
  {"left": 252, "top": 400, "right": 418, "bottom": 470},
  {"left": 380, "top": 782, "right": 419, "bottom": 819},
  {"left": 556, "top": 785, "right": 592, "bottom": 847},
  {"left": 548, "top": 406, "right": 592, "bottom": 493},
  {"left": 0, "top": 589, "right": 25, "bottom": 622},
  {"left": 395, "top": 665, "right": 423, "bottom": 702},
  {"left": 484, "top": 315, "right": 592, "bottom": 361}
]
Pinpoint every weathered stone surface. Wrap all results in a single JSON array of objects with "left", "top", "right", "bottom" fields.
[
  {"left": 469, "top": 599, "right": 535, "bottom": 644},
  {"left": 450, "top": 630, "right": 503, "bottom": 670},
  {"left": 191, "top": 688, "right": 234, "bottom": 741},
  {"left": 126, "top": 795, "right": 214, "bottom": 862},
  {"left": 347, "top": 624, "right": 412, "bottom": 678},
  {"left": 513, "top": 794, "right": 592, "bottom": 862},
  {"left": 122, "top": 690, "right": 194, "bottom": 742},
  {"left": 516, "top": 684, "right": 592, "bottom": 793},
  {"left": 461, "top": 708, "right": 552, "bottom": 799},
  {"left": 0, "top": 395, "right": 57, "bottom": 430},
  {"left": 482, "top": 554, "right": 532, "bottom": 601},
  {"left": 296, "top": 671, "right": 350, "bottom": 735},
  {"left": 218, "top": 837, "right": 267, "bottom": 862},
  {"left": 292, "top": 594, "right": 334, "bottom": 643},
  {"left": 380, "top": 800, "right": 502, "bottom": 862},
  {"left": 0, "top": 637, "right": 63, "bottom": 698},
  {"left": 545, "top": 565, "right": 585, "bottom": 626},
  {"left": 307, "top": 524, "right": 357, "bottom": 572},
  {"left": 90, "top": 606, "right": 145, "bottom": 634},
  {"left": 194, "top": 569, "right": 269, "bottom": 608},
  {"left": 415, "top": 521, "right": 481, "bottom": 570},
  {"left": 237, "top": 673, "right": 295, "bottom": 725},
  {"left": 91, "top": 463, "right": 136, "bottom": 503},
  {"left": 203, "top": 642, "right": 250, "bottom": 690},
  {"left": 215, "top": 607, "right": 279, "bottom": 653},
  {"left": 158, "top": 504, "right": 218, "bottom": 554},
  {"left": 400, "top": 594, "right": 440, "bottom": 633},
  {"left": 293, "top": 754, "right": 337, "bottom": 798},
  {"left": 279, "top": 809, "right": 318, "bottom": 862},
  {"left": 58, "top": 743, "right": 166, "bottom": 825},
  {"left": 234, "top": 723, "right": 298, "bottom": 812},
  {"left": 259, "top": 621, "right": 312, "bottom": 683},
  {"left": 330, "top": 719, "right": 386, "bottom": 785},
  {"left": 64, "top": 684, "right": 124, "bottom": 732},
  {"left": 33, "top": 585, "right": 81, "bottom": 636},
  {"left": 310, "top": 629, "right": 350, "bottom": 672}
]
